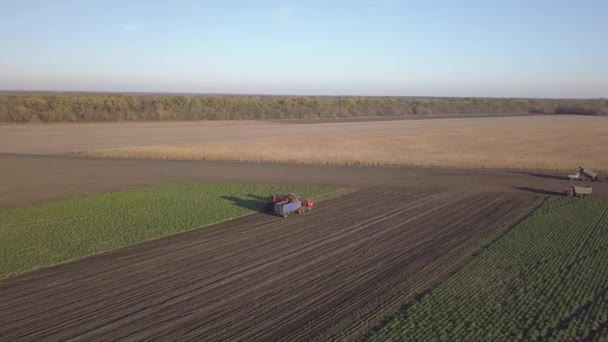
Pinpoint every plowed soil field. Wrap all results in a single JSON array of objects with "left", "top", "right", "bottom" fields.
[{"left": 0, "top": 188, "right": 543, "bottom": 341}]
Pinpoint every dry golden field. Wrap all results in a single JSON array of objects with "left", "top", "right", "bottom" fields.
[{"left": 50, "top": 115, "right": 608, "bottom": 172}]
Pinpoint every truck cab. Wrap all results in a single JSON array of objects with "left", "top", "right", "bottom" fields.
[{"left": 567, "top": 172, "right": 580, "bottom": 181}]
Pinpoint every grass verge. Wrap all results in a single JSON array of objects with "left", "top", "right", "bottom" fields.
[
  {"left": 0, "top": 183, "right": 338, "bottom": 278},
  {"left": 366, "top": 197, "right": 608, "bottom": 341}
]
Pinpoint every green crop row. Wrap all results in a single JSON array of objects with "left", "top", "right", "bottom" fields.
[
  {"left": 366, "top": 197, "right": 608, "bottom": 341},
  {"left": 0, "top": 183, "right": 337, "bottom": 278}
]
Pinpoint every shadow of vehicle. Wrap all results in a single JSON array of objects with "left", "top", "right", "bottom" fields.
[
  {"left": 247, "top": 194, "right": 270, "bottom": 202},
  {"left": 511, "top": 171, "right": 566, "bottom": 181},
  {"left": 513, "top": 186, "right": 563, "bottom": 196},
  {"left": 221, "top": 195, "right": 268, "bottom": 212}
]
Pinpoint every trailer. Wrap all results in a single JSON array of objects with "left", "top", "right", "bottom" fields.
[
  {"left": 267, "top": 193, "right": 314, "bottom": 218},
  {"left": 564, "top": 185, "right": 592, "bottom": 198},
  {"left": 568, "top": 166, "right": 599, "bottom": 182}
]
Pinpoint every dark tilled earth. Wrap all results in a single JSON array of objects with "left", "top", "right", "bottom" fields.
[
  {"left": 0, "top": 153, "right": 605, "bottom": 340},
  {"left": 0, "top": 188, "right": 543, "bottom": 341}
]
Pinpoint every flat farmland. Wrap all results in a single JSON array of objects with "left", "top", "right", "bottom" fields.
[
  {"left": 1, "top": 115, "right": 607, "bottom": 172},
  {"left": 5, "top": 153, "right": 608, "bottom": 210},
  {"left": 368, "top": 196, "right": 608, "bottom": 341},
  {"left": 0, "top": 188, "right": 543, "bottom": 341}
]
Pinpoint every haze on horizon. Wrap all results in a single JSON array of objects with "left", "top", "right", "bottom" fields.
[{"left": 1, "top": 0, "right": 607, "bottom": 98}]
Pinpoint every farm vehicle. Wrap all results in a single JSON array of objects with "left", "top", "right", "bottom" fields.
[
  {"left": 267, "top": 193, "right": 314, "bottom": 218},
  {"left": 568, "top": 166, "right": 600, "bottom": 182},
  {"left": 564, "top": 185, "right": 592, "bottom": 198}
]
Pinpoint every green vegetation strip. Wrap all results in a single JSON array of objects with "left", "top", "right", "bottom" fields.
[
  {"left": 367, "top": 197, "right": 608, "bottom": 341},
  {"left": 0, "top": 183, "right": 337, "bottom": 278}
]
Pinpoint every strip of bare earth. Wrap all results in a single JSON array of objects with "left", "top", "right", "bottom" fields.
[{"left": 2, "top": 153, "right": 608, "bottom": 210}]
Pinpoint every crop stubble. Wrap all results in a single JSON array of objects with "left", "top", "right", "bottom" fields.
[
  {"left": 0, "top": 188, "right": 543, "bottom": 341},
  {"left": 1, "top": 116, "right": 608, "bottom": 172}
]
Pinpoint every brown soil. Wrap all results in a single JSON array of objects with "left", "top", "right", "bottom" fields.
[
  {"left": 0, "top": 188, "right": 544, "bottom": 341},
  {"left": 1, "top": 153, "right": 607, "bottom": 209}
]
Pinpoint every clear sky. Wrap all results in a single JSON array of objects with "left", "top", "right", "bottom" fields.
[{"left": 1, "top": 0, "right": 607, "bottom": 97}]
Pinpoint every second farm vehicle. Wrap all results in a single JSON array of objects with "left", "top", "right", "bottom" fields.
[
  {"left": 564, "top": 185, "right": 592, "bottom": 198},
  {"left": 568, "top": 166, "right": 600, "bottom": 182},
  {"left": 267, "top": 193, "right": 314, "bottom": 218}
]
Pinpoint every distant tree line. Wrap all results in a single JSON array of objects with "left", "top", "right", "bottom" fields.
[{"left": 0, "top": 93, "right": 606, "bottom": 123}]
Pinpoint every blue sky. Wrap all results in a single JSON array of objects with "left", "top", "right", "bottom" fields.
[{"left": 1, "top": 0, "right": 607, "bottom": 97}]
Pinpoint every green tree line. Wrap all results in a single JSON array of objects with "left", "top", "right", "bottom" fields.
[{"left": 0, "top": 93, "right": 606, "bottom": 123}]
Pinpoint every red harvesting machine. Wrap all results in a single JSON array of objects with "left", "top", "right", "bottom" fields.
[{"left": 267, "top": 193, "right": 314, "bottom": 218}]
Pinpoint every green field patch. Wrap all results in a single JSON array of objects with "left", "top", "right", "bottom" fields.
[
  {"left": 0, "top": 183, "right": 337, "bottom": 278},
  {"left": 367, "top": 197, "right": 608, "bottom": 341}
]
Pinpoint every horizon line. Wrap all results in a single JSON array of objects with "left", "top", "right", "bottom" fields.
[{"left": 0, "top": 89, "right": 605, "bottom": 101}]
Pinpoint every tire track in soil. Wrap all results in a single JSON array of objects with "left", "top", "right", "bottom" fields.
[
  {"left": 0, "top": 188, "right": 543, "bottom": 341},
  {"left": 334, "top": 194, "right": 545, "bottom": 341}
]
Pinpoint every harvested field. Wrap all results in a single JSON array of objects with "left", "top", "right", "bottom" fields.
[
  {"left": 89, "top": 116, "right": 607, "bottom": 171},
  {"left": 0, "top": 188, "right": 544, "bottom": 341},
  {"left": 1, "top": 115, "right": 606, "bottom": 172}
]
